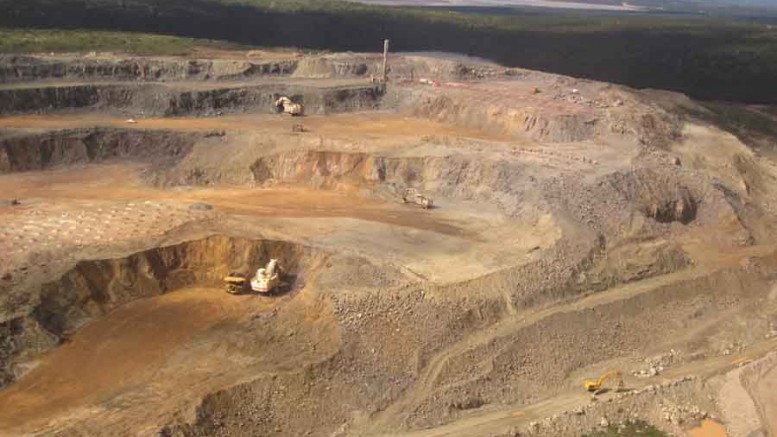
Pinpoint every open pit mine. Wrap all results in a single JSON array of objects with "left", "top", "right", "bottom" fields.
[{"left": 1, "top": 48, "right": 776, "bottom": 437}]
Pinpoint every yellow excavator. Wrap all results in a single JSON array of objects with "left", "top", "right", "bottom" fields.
[{"left": 584, "top": 370, "right": 624, "bottom": 394}]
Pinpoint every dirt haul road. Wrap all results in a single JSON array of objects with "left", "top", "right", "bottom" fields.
[
  {"left": 0, "top": 112, "right": 503, "bottom": 139},
  {"left": 375, "top": 317, "right": 777, "bottom": 437}
]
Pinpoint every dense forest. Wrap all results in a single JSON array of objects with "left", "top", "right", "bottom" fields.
[{"left": 1, "top": 0, "right": 777, "bottom": 103}]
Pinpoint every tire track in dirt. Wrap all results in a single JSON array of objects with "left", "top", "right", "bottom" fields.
[
  {"left": 367, "top": 266, "right": 714, "bottom": 432},
  {"left": 382, "top": 337, "right": 777, "bottom": 437}
]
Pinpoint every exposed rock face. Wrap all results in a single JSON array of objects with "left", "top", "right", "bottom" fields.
[
  {"left": 398, "top": 90, "right": 682, "bottom": 147},
  {"left": 249, "top": 150, "right": 520, "bottom": 195},
  {"left": 0, "top": 54, "right": 485, "bottom": 85},
  {"left": 0, "top": 236, "right": 321, "bottom": 389},
  {"left": 0, "top": 83, "right": 385, "bottom": 116},
  {"left": 0, "top": 128, "right": 198, "bottom": 173},
  {"left": 292, "top": 57, "right": 371, "bottom": 78},
  {"left": 33, "top": 236, "right": 312, "bottom": 336},
  {"left": 0, "top": 56, "right": 299, "bottom": 83}
]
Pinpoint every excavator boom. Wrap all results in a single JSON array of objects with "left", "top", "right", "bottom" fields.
[
  {"left": 584, "top": 370, "right": 623, "bottom": 393},
  {"left": 251, "top": 259, "right": 282, "bottom": 293}
]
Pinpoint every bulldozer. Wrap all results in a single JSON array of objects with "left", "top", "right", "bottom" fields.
[
  {"left": 275, "top": 96, "right": 304, "bottom": 116},
  {"left": 250, "top": 259, "right": 281, "bottom": 294},
  {"left": 583, "top": 370, "right": 624, "bottom": 395},
  {"left": 402, "top": 188, "right": 433, "bottom": 209}
]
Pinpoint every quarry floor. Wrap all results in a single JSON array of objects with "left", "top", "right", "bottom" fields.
[
  {"left": 0, "top": 112, "right": 504, "bottom": 141},
  {"left": 0, "top": 288, "right": 279, "bottom": 435}
]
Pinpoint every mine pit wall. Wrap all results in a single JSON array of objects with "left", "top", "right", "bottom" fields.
[
  {"left": 388, "top": 86, "right": 682, "bottom": 147},
  {"left": 34, "top": 236, "right": 312, "bottom": 337},
  {"left": 0, "top": 54, "right": 495, "bottom": 86},
  {"left": 0, "top": 55, "right": 381, "bottom": 84},
  {"left": 0, "top": 236, "right": 319, "bottom": 389},
  {"left": 0, "top": 128, "right": 198, "bottom": 173},
  {"left": 0, "top": 58, "right": 299, "bottom": 83},
  {"left": 246, "top": 149, "right": 713, "bottom": 230},
  {"left": 250, "top": 149, "right": 524, "bottom": 204},
  {"left": 291, "top": 57, "right": 377, "bottom": 79},
  {"left": 432, "top": 234, "right": 692, "bottom": 312},
  {"left": 245, "top": 148, "right": 751, "bottom": 241},
  {"left": 0, "top": 83, "right": 385, "bottom": 116}
]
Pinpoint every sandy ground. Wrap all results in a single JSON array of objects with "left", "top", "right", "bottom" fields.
[
  {"left": 716, "top": 350, "right": 777, "bottom": 437},
  {"left": 0, "top": 112, "right": 507, "bottom": 142},
  {"left": 687, "top": 420, "right": 728, "bottom": 437},
  {"left": 0, "top": 288, "right": 285, "bottom": 435},
  {"left": 0, "top": 162, "right": 460, "bottom": 234}
]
